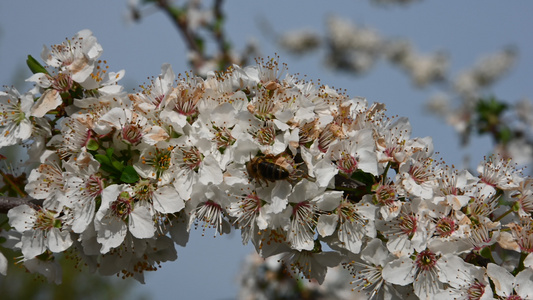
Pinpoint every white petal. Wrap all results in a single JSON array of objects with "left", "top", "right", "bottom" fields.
[
  {"left": 487, "top": 263, "right": 513, "bottom": 297},
  {"left": 314, "top": 190, "right": 343, "bottom": 211},
  {"left": 153, "top": 185, "right": 185, "bottom": 214},
  {"left": 256, "top": 212, "right": 269, "bottom": 230},
  {"left": 515, "top": 268, "right": 533, "bottom": 298},
  {"left": 0, "top": 251, "right": 7, "bottom": 275},
  {"left": 7, "top": 205, "right": 35, "bottom": 232},
  {"left": 98, "top": 184, "right": 123, "bottom": 215},
  {"left": 382, "top": 257, "right": 416, "bottom": 285},
  {"left": 133, "top": 162, "right": 159, "bottom": 181},
  {"left": 524, "top": 253, "right": 533, "bottom": 269},
  {"left": 46, "top": 228, "right": 73, "bottom": 253},
  {"left": 21, "top": 231, "right": 46, "bottom": 259},
  {"left": 71, "top": 63, "right": 94, "bottom": 83},
  {"left": 94, "top": 107, "right": 131, "bottom": 134},
  {"left": 356, "top": 150, "right": 378, "bottom": 176},
  {"left": 0, "top": 120, "right": 33, "bottom": 147},
  {"left": 23, "top": 258, "right": 62, "bottom": 284},
  {"left": 338, "top": 224, "right": 363, "bottom": 254},
  {"left": 99, "top": 84, "right": 123, "bottom": 95},
  {"left": 26, "top": 73, "right": 52, "bottom": 87},
  {"left": 174, "top": 171, "right": 194, "bottom": 200},
  {"left": 361, "top": 238, "right": 391, "bottom": 265},
  {"left": 270, "top": 181, "right": 292, "bottom": 211},
  {"left": 71, "top": 200, "right": 95, "bottom": 234},
  {"left": 210, "top": 103, "right": 236, "bottom": 127},
  {"left": 313, "top": 251, "right": 343, "bottom": 284},
  {"left": 317, "top": 214, "right": 338, "bottom": 237},
  {"left": 169, "top": 218, "right": 190, "bottom": 247},
  {"left": 386, "top": 234, "right": 415, "bottom": 257},
  {"left": 199, "top": 155, "right": 223, "bottom": 185},
  {"left": 436, "top": 254, "right": 472, "bottom": 288},
  {"left": 96, "top": 217, "right": 127, "bottom": 254},
  {"left": 30, "top": 89, "right": 62, "bottom": 117},
  {"left": 129, "top": 206, "right": 155, "bottom": 239},
  {"left": 314, "top": 158, "right": 338, "bottom": 188},
  {"left": 142, "top": 126, "right": 170, "bottom": 145},
  {"left": 413, "top": 270, "right": 442, "bottom": 299}
]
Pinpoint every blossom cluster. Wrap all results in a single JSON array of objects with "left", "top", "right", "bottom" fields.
[
  {"left": 1, "top": 30, "right": 533, "bottom": 299},
  {"left": 278, "top": 15, "right": 448, "bottom": 88},
  {"left": 276, "top": 14, "right": 529, "bottom": 168}
]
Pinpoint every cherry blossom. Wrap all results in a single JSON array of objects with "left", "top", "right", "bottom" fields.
[{"left": 1, "top": 30, "right": 533, "bottom": 299}]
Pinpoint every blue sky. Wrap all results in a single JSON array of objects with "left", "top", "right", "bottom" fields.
[{"left": 1, "top": 1, "right": 532, "bottom": 299}]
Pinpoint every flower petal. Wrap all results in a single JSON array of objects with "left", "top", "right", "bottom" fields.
[
  {"left": 129, "top": 206, "right": 155, "bottom": 239},
  {"left": 153, "top": 185, "right": 185, "bottom": 214}
]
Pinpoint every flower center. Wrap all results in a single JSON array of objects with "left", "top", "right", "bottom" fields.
[
  {"left": 252, "top": 124, "right": 276, "bottom": 146},
  {"left": 86, "top": 174, "right": 104, "bottom": 198},
  {"left": 435, "top": 216, "right": 456, "bottom": 237},
  {"left": 318, "top": 123, "right": 343, "bottom": 153},
  {"left": 1, "top": 97, "right": 26, "bottom": 125},
  {"left": 212, "top": 125, "right": 235, "bottom": 151},
  {"left": 298, "top": 119, "right": 320, "bottom": 146},
  {"left": 110, "top": 191, "right": 133, "bottom": 220},
  {"left": 511, "top": 219, "right": 533, "bottom": 253},
  {"left": 408, "top": 158, "right": 434, "bottom": 185},
  {"left": 51, "top": 72, "right": 74, "bottom": 93},
  {"left": 180, "top": 146, "right": 202, "bottom": 171},
  {"left": 141, "top": 146, "right": 173, "bottom": 177},
  {"left": 518, "top": 192, "right": 533, "bottom": 215},
  {"left": 121, "top": 123, "right": 143, "bottom": 145},
  {"left": 373, "top": 183, "right": 397, "bottom": 206},
  {"left": 173, "top": 84, "right": 202, "bottom": 117},
  {"left": 399, "top": 214, "right": 418, "bottom": 237},
  {"left": 34, "top": 209, "right": 58, "bottom": 231},
  {"left": 466, "top": 280, "right": 486, "bottom": 300},
  {"left": 232, "top": 193, "right": 262, "bottom": 230},
  {"left": 337, "top": 199, "right": 362, "bottom": 225},
  {"left": 415, "top": 249, "right": 437, "bottom": 272},
  {"left": 133, "top": 180, "right": 155, "bottom": 202},
  {"left": 194, "top": 200, "right": 224, "bottom": 234},
  {"left": 337, "top": 152, "right": 358, "bottom": 175}
]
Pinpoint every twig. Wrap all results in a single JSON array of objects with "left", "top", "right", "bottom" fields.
[
  {"left": 0, "top": 196, "right": 43, "bottom": 214},
  {"left": 156, "top": 0, "right": 205, "bottom": 71},
  {"left": 212, "top": 0, "right": 232, "bottom": 69}
]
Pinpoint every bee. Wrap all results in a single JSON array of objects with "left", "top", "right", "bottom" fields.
[{"left": 246, "top": 152, "right": 313, "bottom": 186}]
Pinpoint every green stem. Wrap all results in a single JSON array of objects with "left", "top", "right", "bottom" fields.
[
  {"left": 0, "top": 170, "right": 26, "bottom": 197},
  {"left": 493, "top": 207, "right": 514, "bottom": 222},
  {"left": 381, "top": 162, "right": 391, "bottom": 184},
  {"left": 485, "top": 247, "right": 497, "bottom": 264},
  {"left": 512, "top": 252, "right": 528, "bottom": 276}
]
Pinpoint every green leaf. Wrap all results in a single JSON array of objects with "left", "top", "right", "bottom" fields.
[
  {"left": 94, "top": 154, "right": 119, "bottom": 175},
  {"left": 112, "top": 160, "right": 125, "bottom": 172},
  {"left": 351, "top": 170, "right": 376, "bottom": 187},
  {"left": 86, "top": 139, "right": 99, "bottom": 151},
  {"left": 106, "top": 148, "right": 115, "bottom": 158},
  {"left": 26, "top": 55, "right": 48, "bottom": 75},
  {"left": 479, "top": 247, "right": 492, "bottom": 259},
  {"left": 120, "top": 166, "right": 140, "bottom": 183},
  {"left": 94, "top": 154, "right": 112, "bottom": 167}
]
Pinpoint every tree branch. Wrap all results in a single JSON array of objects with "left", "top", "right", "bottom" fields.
[
  {"left": 156, "top": 0, "right": 206, "bottom": 71},
  {"left": 0, "top": 196, "right": 43, "bottom": 214}
]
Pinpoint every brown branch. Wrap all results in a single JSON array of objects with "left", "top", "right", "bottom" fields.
[
  {"left": 0, "top": 196, "right": 43, "bottom": 214},
  {"left": 212, "top": 0, "right": 233, "bottom": 69},
  {"left": 0, "top": 169, "right": 27, "bottom": 198},
  {"left": 156, "top": 0, "right": 206, "bottom": 71}
]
